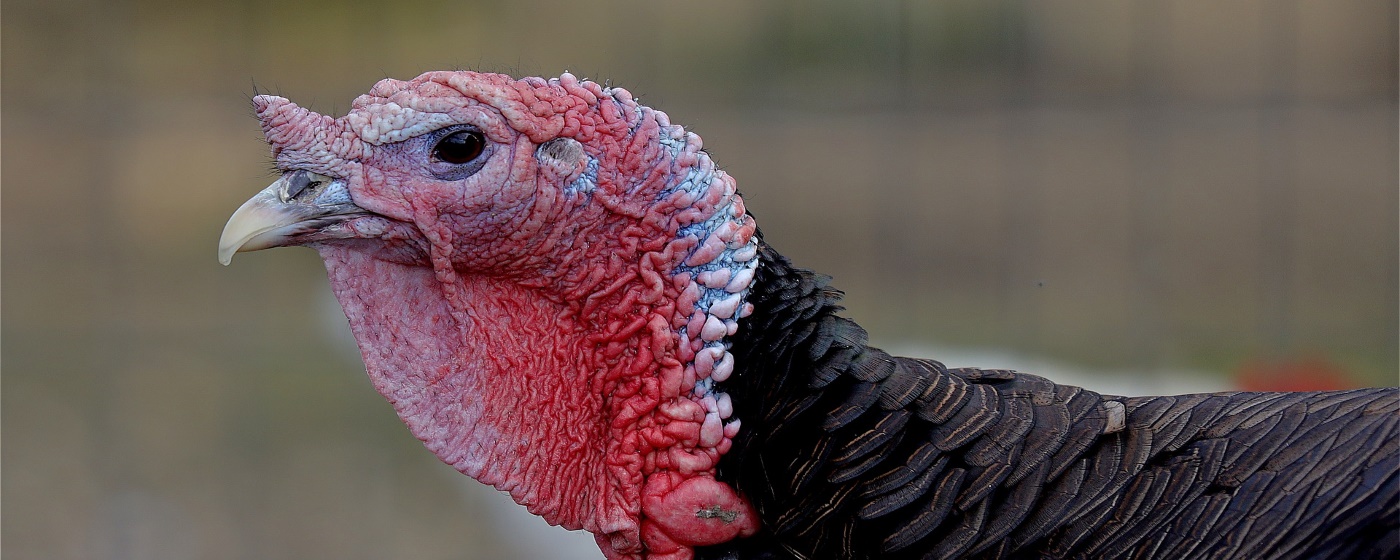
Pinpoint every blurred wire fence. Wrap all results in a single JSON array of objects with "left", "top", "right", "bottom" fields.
[{"left": 4, "top": 1, "right": 1395, "bottom": 558}]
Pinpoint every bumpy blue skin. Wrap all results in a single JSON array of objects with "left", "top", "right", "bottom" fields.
[
  {"left": 632, "top": 111, "right": 760, "bottom": 436},
  {"left": 567, "top": 155, "right": 599, "bottom": 195}
]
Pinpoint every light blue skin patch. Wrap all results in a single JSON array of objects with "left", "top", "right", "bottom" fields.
[
  {"left": 314, "top": 179, "right": 354, "bottom": 206},
  {"left": 656, "top": 143, "right": 759, "bottom": 424},
  {"left": 565, "top": 157, "right": 599, "bottom": 195}
]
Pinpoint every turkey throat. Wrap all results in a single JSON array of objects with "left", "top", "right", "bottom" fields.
[{"left": 312, "top": 100, "right": 761, "bottom": 560}]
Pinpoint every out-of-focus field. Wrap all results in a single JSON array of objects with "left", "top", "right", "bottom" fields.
[{"left": 4, "top": 1, "right": 1395, "bottom": 559}]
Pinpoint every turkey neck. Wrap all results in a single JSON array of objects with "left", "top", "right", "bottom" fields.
[
  {"left": 313, "top": 161, "right": 767, "bottom": 558},
  {"left": 316, "top": 244, "right": 616, "bottom": 532}
]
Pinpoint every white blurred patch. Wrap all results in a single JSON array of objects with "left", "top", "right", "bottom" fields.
[
  {"left": 882, "top": 343, "right": 1231, "bottom": 397},
  {"left": 455, "top": 478, "right": 604, "bottom": 560},
  {"left": 90, "top": 490, "right": 200, "bottom": 560}
]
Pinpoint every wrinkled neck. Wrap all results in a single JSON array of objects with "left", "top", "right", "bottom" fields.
[
  {"left": 317, "top": 120, "right": 764, "bottom": 560},
  {"left": 317, "top": 246, "right": 618, "bottom": 532}
]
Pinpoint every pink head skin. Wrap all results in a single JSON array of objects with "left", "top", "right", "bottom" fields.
[{"left": 219, "top": 71, "right": 760, "bottom": 560}]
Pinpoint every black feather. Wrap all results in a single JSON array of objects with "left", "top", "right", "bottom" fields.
[
  {"left": 881, "top": 468, "right": 966, "bottom": 553},
  {"left": 697, "top": 242, "right": 1399, "bottom": 560},
  {"left": 857, "top": 457, "right": 949, "bottom": 521}
]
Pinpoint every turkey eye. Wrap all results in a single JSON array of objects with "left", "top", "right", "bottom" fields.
[{"left": 433, "top": 130, "right": 485, "bottom": 165}]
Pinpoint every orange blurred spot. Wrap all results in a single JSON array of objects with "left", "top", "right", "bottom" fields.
[{"left": 1234, "top": 357, "right": 1356, "bottom": 392}]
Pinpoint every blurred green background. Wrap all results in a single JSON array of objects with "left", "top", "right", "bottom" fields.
[{"left": 4, "top": 1, "right": 1396, "bottom": 558}]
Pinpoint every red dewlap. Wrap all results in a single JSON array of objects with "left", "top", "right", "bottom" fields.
[{"left": 272, "top": 72, "right": 761, "bottom": 559}]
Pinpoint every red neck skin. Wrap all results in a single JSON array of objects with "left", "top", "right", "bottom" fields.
[
  {"left": 308, "top": 78, "right": 761, "bottom": 558},
  {"left": 320, "top": 247, "right": 617, "bottom": 525},
  {"left": 319, "top": 238, "right": 757, "bottom": 559}
]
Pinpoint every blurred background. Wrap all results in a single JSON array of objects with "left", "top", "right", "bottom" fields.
[{"left": 4, "top": 1, "right": 1396, "bottom": 558}]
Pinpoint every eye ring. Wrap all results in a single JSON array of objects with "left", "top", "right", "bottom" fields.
[{"left": 432, "top": 130, "right": 486, "bottom": 165}]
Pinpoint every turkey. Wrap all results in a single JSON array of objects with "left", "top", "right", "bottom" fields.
[{"left": 219, "top": 71, "right": 1398, "bottom": 560}]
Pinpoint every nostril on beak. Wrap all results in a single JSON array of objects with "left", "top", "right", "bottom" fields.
[{"left": 277, "top": 170, "right": 325, "bottom": 203}]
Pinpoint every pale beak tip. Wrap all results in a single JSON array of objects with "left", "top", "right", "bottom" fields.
[
  {"left": 218, "top": 171, "right": 358, "bottom": 266},
  {"left": 218, "top": 183, "right": 288, "bottom": 267},
  {"left": 218, "top": 215, "right": 256, "bottom": 266}
]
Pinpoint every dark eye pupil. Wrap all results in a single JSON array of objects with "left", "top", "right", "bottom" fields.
[{"left": 434, "top": 131, "right": 485, "bottom": 165}]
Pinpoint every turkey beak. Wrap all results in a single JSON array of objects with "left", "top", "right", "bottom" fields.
[{"left": 218, "top": 170, "right": 365, "bottom": 265}]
